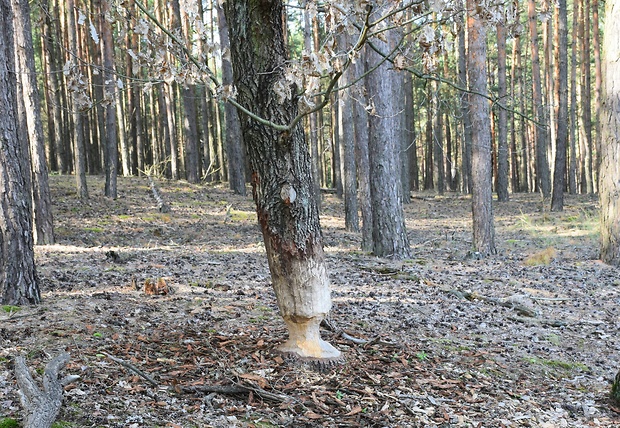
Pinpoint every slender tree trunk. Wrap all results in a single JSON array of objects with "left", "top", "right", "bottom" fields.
[
  {"left": 66, "top": 0, "right": 88, "bottom": 199},
  {"left": 13, "top": 0, "right": 55, "bottom": 244},
  {"left": 302, "top": 3, "right": 321, "bottom": 208},
  {"left": 353, "top": 47, "right": 373, "bottom": 253},
  {"left": 457, "top": 17, "right": 472, "bottom": 194},
  {"left": 568, "top": 0, "right": 578, "bottom": 194},
  {"left": 467, "top": 0, "right": 496, "bottom": 256},
  {"left": 496, "top": 18, "right": 509, "bottom": 201},
  {"left": 101, "top": 0, "right": 118, "bottom": 198},
  {"left": 433, "top": 80, "right": 444, "bottom": 195},
  {"left": 336, "top": 31, "right": 359, "bottom": 232},
  {"left": 528, "top": 0, "right": 551, "bottom": 198},
  {"left": 224, "top": 0, "right": 340, "bottom": 361},
  {"left": 592, "top": 0, "right": 602, "bottom": 190},
  {"left": 366, "top": 23, "right": 410, "bottom": 259},
  {"left": 510, "top": 17, "right": 522, "bottom": 193},
  {"left": 580, "top": 0, "right": 594, "bottom": 193},
  {"left": 424, "top": 86, "right": 434, "bottom": 190},
  {"left": 551, "top": 0, "right": 568, "bottom": 211},
  {"left": 599, "top": 0, "right": 620, "bottom": 264},
  {"left": 1, "top": 0, "right": 39, "bottom": 305},
  {"left": 216, "top": 5, "right": 246, "bottom": 195}
]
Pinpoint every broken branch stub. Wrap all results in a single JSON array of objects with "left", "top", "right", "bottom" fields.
[{"left": 14, "top": 352, "right": 78, "bottom": 428}]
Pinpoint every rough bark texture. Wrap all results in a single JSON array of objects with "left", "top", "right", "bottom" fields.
[
  {"left": 551, "top": 0, "right": 568, "bottom": 211},
  {"left": 433, "top": 80, "right": 444, "bottom": 196},
  {"left": 366, "top": 24, "right": 411, "bottom": 259},
  {"left": 0, "top": 0, "right": 39, "bottom": 305},
  {"left": 170, "top": 0, "right": 200, "bottom": 183},
  {"left": 592, "top": 0, "right": 602, "bottom": 188},
  {"left": 102, "top": 0, "right": 118, "bottom": 199},
  {"left": 466, "top": 0, "right": 496, "bottom": 256},
  {"left": 13, "top": 0, "right": 55, "bottom": 244},
  {"left": 224, "top": 0, "right": 339, "bottom": 360},
  {"left": 352, "top": 47, "right": 373, "bottom": 253},
  {"left": 496, "top": 19, "right": 509, "bottom": 202},
  {"left": 599, "top": 0, "right": 620, "bottom": 264},
  {"left": 457, "top": 17, "right": 472, "bottom": 194},
  {"left": 568, "top": 0, "right": 579, "bottom": 194},
  {"left": 336, "top": 31, "right": 359, "bottom": 232},
  {"left": 510, "top": 16, "right": 522, "bottom": 193},
  {"left": 66, "top": 0, "right": 88, "bottom": 199},
  {"left": 217, "top": 5, "right": 246, "bottom": 196},
  {"left": 528, "top": 0, "right": 551, "bottom": 198},
  {"left": 579, "top": 0, "right": 593, "bottom": 194},
  {"left": 14, "top": 353, "right": 76, "bottom": 428}
]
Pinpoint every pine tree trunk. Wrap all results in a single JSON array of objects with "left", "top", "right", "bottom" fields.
[
  {"left": 433, "top": 80, "right": 445, "bottom": 195},
  {"left": 352, "top": 47, "right": 373, "bottom": 253},
  {"left": 509, "top": 16, "right": 522, "bottom": 193},
  {"left": 366, "top": 24, "right": 411, "bottom": 259},
  {"left": 457, "top": 16, "right": 472, "bottom": 194},
  {"left": 12, "top": 0, "right": 55, "bottom": 244},
  {"left": 592, "top": 0, "right": 602, "bottom": 189},
  {"left": 1, "top": 0, "right": 39, "bottom": 305},
  {"left": 66, "top": 0, "right": 88, "bottom": 199},
  {"left": 336, "top": 32, "right": 359, "bottom": 232},
  {"left": 528, "top": 0, "right": 551, "bottom": 198},
  {"left": 224, "top": 0, "right": 339, "bottom": 361},
  {"left": 551, "top": 0, "right": 568, "bottom": 211},
  {"left": 599, "top": 0, "right": 620, "bottom": 264},
  {"left": 101, "top": 0, "right": 118, "bottom": 198},
  {"left": 217, "top": 4, "right": 246, "bottom": 195},
  {"left": 496, "top": 19, "right": 509, "bottom": 201},
  {"left": 568, "top": 0, "right": 578, "bottom": 194},
  {"left": 580, "top": 0, "right": 594, "bottom": 193},
  {"left": 467, "top": 0, "right": 496, "bottom": 256}
]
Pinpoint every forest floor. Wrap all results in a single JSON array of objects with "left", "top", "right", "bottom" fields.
[{"left": 1, "top": 175, "right": 620, "bottom": 428}]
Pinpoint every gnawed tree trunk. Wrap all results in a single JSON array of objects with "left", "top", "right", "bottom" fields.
[
  {"left": 224, "top": 0, "right": 340, "bottom": 362},
  {"left": 467, "top": 0, "right": 496, "bottom": 256},
  {"left": 0, "top": 0, "right": 39, "bottom": 305},
  {"left": 599, "top": 0, "right": 620, "bottom": 264}
]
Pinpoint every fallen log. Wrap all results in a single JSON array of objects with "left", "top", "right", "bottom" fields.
[{"left": 14, "top": 353, "right": 79, "bottom": 428}]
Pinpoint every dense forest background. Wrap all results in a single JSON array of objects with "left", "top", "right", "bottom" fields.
[{"left": 27, "top": 0, "right": 603, "bottom": 203}]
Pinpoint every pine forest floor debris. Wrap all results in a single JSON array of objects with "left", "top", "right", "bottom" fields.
[{"left": 1, "top": 175, "right": 619, "bottom": 427}]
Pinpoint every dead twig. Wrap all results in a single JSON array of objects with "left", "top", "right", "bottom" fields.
[
  {"left": 103, "top": 352, "right": 158, "bottom": 387},
  {"left": 181, "top": 382, "right": 293, "bottom": 403}
]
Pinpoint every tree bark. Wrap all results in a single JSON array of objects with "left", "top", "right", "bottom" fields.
[
  {"left": 528, "top": 0, "right": 551, "bottom": 198},
  {"left": 366, "top": 22, "right": 411, "bottom": 259},
  {"left": 12, "top": 0, "right": 55, "bottom": 244},
  {"left": 510, "top": 15, "right": 522, "bottom": 193},
  {"left": 101, "top": 0, "right": 118, "bottom": 198},
  {"left": 216, "top": 4, "right": 246, "bottom": 196},
  {"left": 457, "top": 16, "right": 472, "bottom": 194},
  {"left": 599, "top": 0, "right": 620, "bottom": 264},
  {"left": 568, "top": 0, "right": 578, "bottom": 194},
  {"left": 66, "top": 0, "right": 88, "bottom": 199},
  {"left": 467, "top": 0, "right": 496, "bottom": 256},
  {"left": 579, "top": 0, "right": 593, "bottom": 193},
  {"left": 496, "top": 18, "right": 509, "bottom": 202},
  {"left": 551, "top": 0, "right": 568, "bottom": 211},
  {"left": 0, "top": 0, "right": 39, "bottom": 305},
  {"left": 353, "top": 47, "right": 373, "bottom": 253},
  {"left": 224, "top": 0, "right": 340, "bottom": 361},
  {"left": 592, "top": 0, "right": 602, "bottom": 190},
  {"left": 336, "top": 30, "right": 359, "bottom": 232}
]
